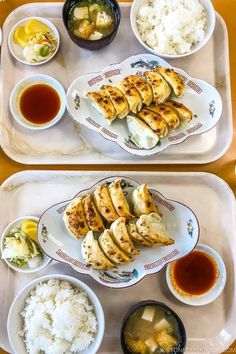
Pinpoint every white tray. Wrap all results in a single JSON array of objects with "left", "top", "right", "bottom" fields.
[
  {"left": 0, "top": 3, "right": 233, "bottom": 165},
  {"left": 0, "top": 170, "right": 236, "bottom": 353}
]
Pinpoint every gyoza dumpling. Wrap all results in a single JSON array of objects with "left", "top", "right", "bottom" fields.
[
  {"left": 137, "top": 109, "right": 168, "bottom": 138},
  {"left": 115, "top": 80, "right": 142, "bottom": 113},
  {"left": 86, "top": 91, "right": 116, "bottom": 125},
  {"left": 110, "top": 217, "right": 140, "bottom": 255},
  {"left": 136, "top": 213, "right": 174, "bottom": 246},
  {"left": 164, "top": 100, "right": 193, "bottom": 123},
  {"left": 63, "top": 197, "right": 89, "bottom": 238},
  {"left": 126, "top": 115, "right": 159, "bottom": 150},
  {"left": 131, "top": 184, "right": 161, "bottom": 217},
  {"left": 128, "top": 224, "right": 153, "bottom": 247},
  {"left": 125, "top": 75, "right": 153, "bottom": 106},
  {"left": 156, "top": 67, "right": 185, "bottom": 97},
  {"left": 82, "top": 231, "right": 114, "bottom": 269},
  {"left": 108, "top": 179, "right": 135, "bottom": 219},
  {"left": 143, "top": 71, "right": 171, "bottom": 104},
  {"left": 147, "top": 104, "right": 180, "bottom": 130},
  {"left": 99, "top": 229, "right": 134, "bottom": 264},
  {"left": 101, "top": 85, "right": 129, "bottom": 119},
  {"left": 83, "top": 194, "right": 105, "bottom": 232},
  {"left": 94, "top": 184, "right": 119, "bottom": 223}
]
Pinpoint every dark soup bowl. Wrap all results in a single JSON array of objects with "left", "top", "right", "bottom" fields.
[
  {"left": 62, "top": 0, "right": 121, "bottom": 50},
  {"left": 120, "top": 300, "right": 186, "bottom": 354}
]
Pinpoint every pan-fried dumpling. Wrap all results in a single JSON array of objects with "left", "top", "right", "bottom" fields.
[
  {"left": 156, "top": 67, "right": 185, "bottom": 97},
  {"left": 115, "top": 80, "right": 142, "bottom": 113},
  {"left": 99, "top": 229, "right": 134, "bottom": 264},
  {"left": 128, "top": 224, "right": 153, "bottom": 247},
  {"left": 63, "top": 197, "right": 89, "bottom": 238},
  {"left": 126, "top": 115, "right": 159, "bottom": 150},
  {"left": 136, "top": 213, "right": 174, "bottom": 246},
  {"left": 94, "top": 184, "right": 119, "bottom": 223},
  {"left": 86, "top": 91, "right": 116, "bottom": 125},
  {"left": 143, "top": 71, "right": 171, "bottom": 104},
  {"left": 101, "top": 85, "right": 129, "bottom": 119},
  {"left": 81, "top": 231, "right": 114, "bottom": 269},
  {"left": 83, "top": 194, "right": 105, "bottom": 232},
  {"left": 137, "top": 109, "right": 168, "bottom": 138},
  {"left": 131, "top": 184, "right": 161, "bottom": 217},
  {"left": 125, "top": 75, "right": 153, "bottom": 106},
  {"left": 147, "top": 104, "right": 180, "bottom": 130},
  {"left": 164, "top": 100, "right": 193, "bottom": 123},
  {"left": 108, "top": 179, "right": 135, "bottom": 219},
  {"left": 110, "top": 217, "right": 140, "bottom": 255}
]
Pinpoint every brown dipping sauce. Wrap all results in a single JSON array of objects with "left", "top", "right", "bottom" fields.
[
  {"left": 171, "top": 250, "right": 218, "bottom": 296},
  {"left": 19, "top": 83, "right": 61, "bottom": 125}
]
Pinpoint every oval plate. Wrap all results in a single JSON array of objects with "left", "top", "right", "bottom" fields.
[
  {"left": 38, "top": 177, "right": 199, "bottom": 289},
  {"left": 66, "top": 54, "right": 222, "bottom": 156}
]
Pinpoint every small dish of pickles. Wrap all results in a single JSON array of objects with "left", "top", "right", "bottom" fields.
[
  {"left": 120, "top": 301, "right": 186, "bottom": 354},
  {"left": 1, "top": 216, "right": 51, "bottom": 273},
  {"left": 63, "top": 0, "right": 121, "bottom": 50}
]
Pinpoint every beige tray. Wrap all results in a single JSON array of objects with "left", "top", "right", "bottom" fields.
[
  {"left": 0, "top": 3, "right": 233, "bottom": 164},
  {"left": 0, "top": 171, "right": 235, "bottom": 353}
]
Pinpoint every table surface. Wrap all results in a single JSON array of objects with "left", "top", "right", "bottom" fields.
[{"left": 0, "top": 0, "right": 235, "bottom": 353}]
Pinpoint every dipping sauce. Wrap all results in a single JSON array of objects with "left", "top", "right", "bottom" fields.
[
  {"left": 19, "top": 83, "right": 61, "bottom": 125},
  {"left": 124, "top": 305, "right": 179, "bottom": 353},
  {"left": 171, "top": 250, "right": 218, "bottom": 296}
]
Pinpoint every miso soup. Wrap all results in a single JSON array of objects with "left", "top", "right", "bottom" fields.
[
  {"left": 124, "top": 305, "right": 180, "bottom": 354},
  {"left": 68, "top": 0, "right": 116, "bottom": 40}
]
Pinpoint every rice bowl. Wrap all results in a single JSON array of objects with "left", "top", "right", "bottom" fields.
[
  {"left": 131, "top": 0, "right": 216, "bottom": 58},
  {"left": 7, "top": 274, "right": 105, "bottom": 354}
]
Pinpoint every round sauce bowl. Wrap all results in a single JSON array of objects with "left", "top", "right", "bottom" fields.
[
  {"left": 166, "top": 244, "right": 227, "bottom": 306},
  {"left": 9, "top": 74, "right": 66, "bottom": 130}
]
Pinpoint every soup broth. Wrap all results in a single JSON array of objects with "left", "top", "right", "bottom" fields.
[
  {"left": 68, "top": 0, "right": 116, "bottom": 40},
  {"left": 124, "top": 305, "right": 179, "bottom": 354}
]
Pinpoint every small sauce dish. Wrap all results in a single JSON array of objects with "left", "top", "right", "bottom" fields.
[
  {"left": 1, "top": 216, "right": 51, "bottom": 273},
  {"left": 9, "top": 74, "right": 66, "bottom": 130},
  {"left": 166, "top": 244, "right": 226, "bottom": 306}
]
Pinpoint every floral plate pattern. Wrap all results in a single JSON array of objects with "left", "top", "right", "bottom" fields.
[
  {"left": 37, "top": 177, "right": 199, "bottom": 289},
  {"left": 66, "top": 54, "right": 223, "bottom": 156}
]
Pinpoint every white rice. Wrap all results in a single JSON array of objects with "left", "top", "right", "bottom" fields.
[
  {"left": 136, "top": 0, "right": 207, "bottom": 55},
  {"left": 20, "top": 279, "right": 97, "bottom": 354}
]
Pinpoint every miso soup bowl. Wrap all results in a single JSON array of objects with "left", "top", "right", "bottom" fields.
[
  {"left": 120, "top": 300, "right": 186, "bottom": 354},
  {"left": 62, "top": 0, "right": 121, "bottom": 50}
]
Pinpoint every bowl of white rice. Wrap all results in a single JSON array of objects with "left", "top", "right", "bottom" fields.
[
  {"left": 131, "top": 0, "right": 216, "bottom": 58},
  {"left": 7, "top": 274, "right": 105, "bottom": 354}
]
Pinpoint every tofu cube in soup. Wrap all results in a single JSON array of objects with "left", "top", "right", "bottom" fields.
[
  {"left": 74, "top": 20, "right": 95, "bottom": 39},
  {"left": 74, "top": 6, "right": 89, "bottom": 20},
  {"left": 154, "top": 318, "right": 171, "bottom": 332},
  {"left": 89, "top": 30, "right": 103, "bottom": 40},
  {"left": 145, "top": 337, "right": 158, "bottom": 352},
  {"left": 141, "top": 306, "right": 155, "bottom": 322},
  {"left": 96, "top": 11, "right": 113, "bottom": 29}
]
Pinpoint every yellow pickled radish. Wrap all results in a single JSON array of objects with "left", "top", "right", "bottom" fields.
[
  {"left": 21, "top": 219, "right": 38, "bottom": 242},
  {"left": 13, "top": 26, "right": 32, "bottom": 47},
  {"left": 24, "top": 227, "right": 38, "bottom": 242},
  {"left": 24, "top": 19, "right": 50, "bottom": 34}
]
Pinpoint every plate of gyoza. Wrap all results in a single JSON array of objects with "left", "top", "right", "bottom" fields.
[
  {"left": 38, "top": 176, "right": 199, "bottom": 288},
  {"left": 66, "top": 54, "right": 222, "bottom": 156}
]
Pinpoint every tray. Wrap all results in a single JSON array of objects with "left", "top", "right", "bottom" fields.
[
  {"left": 0, "top": 3, "right": 233, "bottom": 165},
  {"left": 0, "top": 170, "right": 235, "bottom": 353}
]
